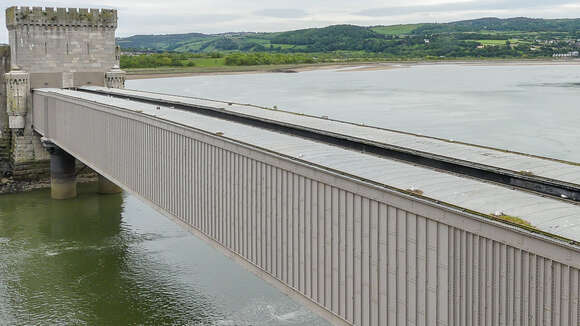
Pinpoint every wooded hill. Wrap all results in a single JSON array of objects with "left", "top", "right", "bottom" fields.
[
  {"left": 118, "top": 17, "right": 580, "bottom": 53},
  {"left": 118, "top": 17, "right": 580, "bottom": 61}
]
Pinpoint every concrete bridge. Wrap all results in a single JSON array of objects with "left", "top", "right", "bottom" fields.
[{"left": 3, "top": 6, "right": 580, "bottom": 326}]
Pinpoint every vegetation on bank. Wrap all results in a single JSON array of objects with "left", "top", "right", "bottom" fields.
[
  {"left": 118, "top": 17, "right": 580, "bottom": 69},
  {"left": 120, "top": 52, "right": 224, "bottom": 68},
  {"left": 224, "top": 53, "right": 316, "bottom": 65},
  {"left": 119, "top": 48, "right": 571, "bottom": 70},
  {"left": 121, "top": 51, "right": 388, "bottom": 69}
]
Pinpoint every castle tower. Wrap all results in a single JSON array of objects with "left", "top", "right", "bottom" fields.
[
  {"left": 2, "top": 7, "right": 125, "bottom": 181},
  {"left": 6, "top": 6, "right": 120, "bottom": 87}
]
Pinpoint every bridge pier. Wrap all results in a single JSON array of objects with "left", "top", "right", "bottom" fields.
[
  {"left": 43, "top": 141, "right": 76, "bottom": 200},
  {"left": 98, "top": 175, "right": 122, "bottom": 194}
]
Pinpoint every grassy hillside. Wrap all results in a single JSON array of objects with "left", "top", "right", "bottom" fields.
[
  {"left": 412, "top": 17, "right": 580, "bottom": 34},
  {"left": 118, "top": 17, "right": 580, "bottom": 53},
  {"left": 117, "top": 32, "right": 211, "bottom": 51}
]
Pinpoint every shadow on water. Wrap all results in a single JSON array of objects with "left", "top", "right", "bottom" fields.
[{"left": 0, "top": 183, "right": 221, "bottom": 325}]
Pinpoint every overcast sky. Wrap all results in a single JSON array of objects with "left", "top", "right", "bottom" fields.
[{"left": 1, "top": 0, "right": 580, "bottom": 43}]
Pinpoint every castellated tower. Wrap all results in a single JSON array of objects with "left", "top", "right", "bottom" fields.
[
  {"left": 1, "top": 7, "right": 124, "bottom": 180},
  {"left": 6, "top": 7, "right": 119, "bottom": 83}
]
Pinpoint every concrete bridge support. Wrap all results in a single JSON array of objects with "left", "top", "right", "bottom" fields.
[{"left": 44, "top": 141, "right": 76, "bottom": 200}]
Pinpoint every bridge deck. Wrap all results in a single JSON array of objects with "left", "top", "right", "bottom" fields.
[
  {"left": 80, "top": 86, "right": 580, "bottom": 191},
  {"left": 40, "top": 88, "right": 580, "bottom": 243}
]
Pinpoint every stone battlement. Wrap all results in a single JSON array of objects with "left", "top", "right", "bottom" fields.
[{"left": 6, "top": 6, "right": 117, "bottom": 29}]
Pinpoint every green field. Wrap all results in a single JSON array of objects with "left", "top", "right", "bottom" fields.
[
  {"left": 270, "top": 44, "right": 308, "bottom": 50},
  {"left": 476, "top": 39, "right": 508, "bottom": 46},
  {"left": 371, "top": 24, "right": 423, "bottom": 35}
]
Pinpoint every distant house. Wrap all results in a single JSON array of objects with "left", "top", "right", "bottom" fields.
[
  {"left": 122, "top": 50, "right": 152, "bottom": 56},
  {"left": 552, "top": 51, "right": 579, "bottom": 58}
]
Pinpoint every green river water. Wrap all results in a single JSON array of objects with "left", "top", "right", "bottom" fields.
[{"left": 0, "top": 184, "right": 328, "bottom": 325}]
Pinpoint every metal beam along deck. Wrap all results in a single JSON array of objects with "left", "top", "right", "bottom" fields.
[{"left": 78, "top": 86, "right": 580, "bottom": 203}]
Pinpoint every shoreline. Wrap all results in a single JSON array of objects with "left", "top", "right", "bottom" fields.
[
  {"left": 126, "top": 63, "right": 357, "bottom": 80},
  {"left": 0, "top": 175, "right": 97, "bottom": 195},
  {"left": 126, "top": 59, "right": 580, "bottom": 80}
]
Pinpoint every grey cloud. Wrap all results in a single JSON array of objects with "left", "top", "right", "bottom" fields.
[
  {"left": 115, "top": 13, "right": 242, "bottom": 37},
  {"left": 126, "top": 13, "right": 239, "bottom": 26},
  {"left": 254, "top": 8, "right": 308, "bottom": 18},
  {"left": 355, "top": 0, "right": 578, "bottom": 17},
  {"left": 2, "top": 0, "right": 580, "bottom": 42}
]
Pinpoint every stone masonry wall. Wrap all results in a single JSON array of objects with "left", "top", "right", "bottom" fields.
[
  {"left": 6, "top": 7, "right": 117, "bottom": 75},
  {"left": 0, "top": 46, "right": 10, "bottom": 175}
]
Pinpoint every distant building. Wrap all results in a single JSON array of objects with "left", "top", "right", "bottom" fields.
[
  {"left": 552, "top": 51, "right": 579, "bottom": 58},
  {"left": 121, "top": 50, "right": 153, "bottom": 56},
  {"left": 424, "top": 39, "right": 430, "bottom": 44}
]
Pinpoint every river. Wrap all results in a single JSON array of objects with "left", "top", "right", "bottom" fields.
[
  {"left": 0, "top": 184, "right": 329, "bottom": 325},
  {"left": 1, "top": 63, "right": 578, "bottom": 325},
  {"left": 130, "top": 63, "right": 580, "bottom": 162}
]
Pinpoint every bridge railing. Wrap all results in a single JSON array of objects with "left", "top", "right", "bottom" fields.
[{"left": 33, "top": 89, "right": 580, "bottom": 326}]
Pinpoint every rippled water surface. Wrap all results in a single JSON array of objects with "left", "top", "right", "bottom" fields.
[
  {"left": 129, "top": 64, "right": 580, "bottom": 162},
  {"left": 0, "top": 184, "right": 330, "bottom": 325}
]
